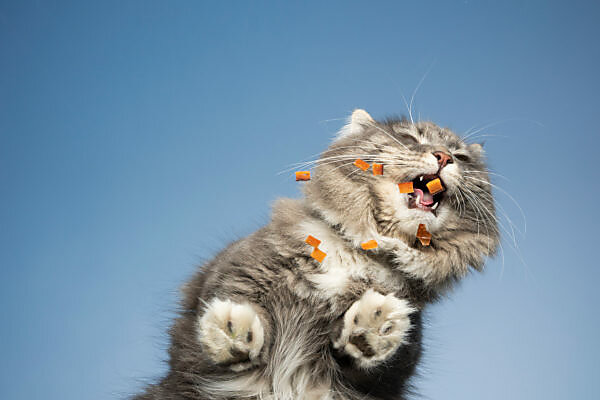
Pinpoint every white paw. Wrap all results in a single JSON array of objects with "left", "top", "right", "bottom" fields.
[
  {"left": 333, "top": 289, "right": 415, "bottom": 368},
  {"left": 197, "top": 298, "right": 265, "bottom": 371}
]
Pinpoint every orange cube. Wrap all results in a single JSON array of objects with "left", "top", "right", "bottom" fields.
[
  {"left": 398, "top": 182, "right": 414, "bottom": 193},
  {"left": 354, "top": 159, "right": 370, "bottom": 171},
  {"left": 416, "top": 224, "right": 432, "bottom": 246},
  {"left": 426, "top": 178, "right": 444, "bottom": 195},
  {"left": 310, "top": 248, "right": 327, "bottom": 263},
  {"left": 305, "top": 235, "right": 321, "bottom": 248},
  {"left": 372, "top": 163, "right": 383, "bottom": 176},
  {"left": 361, "top": 240, "right": 378, "bottom": 250},
  {"left": 295, "top": 171, "right": 311, "bottom": 181}
]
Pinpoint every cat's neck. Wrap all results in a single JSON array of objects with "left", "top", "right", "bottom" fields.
[{"left": 305, "top": 199, "right": 414, "bottom": 255}]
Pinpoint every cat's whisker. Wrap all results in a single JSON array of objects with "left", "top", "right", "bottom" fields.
[
  {"left": 458, "top": 186, "right": 488, "bottom": 237},
  {"left": 497, "top": 237, "right": 506, "bottom": 279},
  {"left": 317, "top": 157, "right": 404, "bottom": 181},
  {"left": 463, "top": 176, "right": 527, "bottom": 235},
  {"left": 461, "top": 120, "right": 507, "bottom": 141},
  {"left": 462, "top": 117, "right": 544, "bottom": 143},
  {"left": 464, "top": 133, "right": 509, "bottom": 142},
  {"left": 468, "top": 186, "right": 522, "bottom": 243},
  {"left": 288, "top": 153, "right": 367, "bottom": 166},
  {"left": 289, "top": 144, "right": 380, "bottom": 166},
  {"left": 318, "top": 117, "right": 347, "bottom": 124},
  {"left": 342, "top": 168, "right": 364, "bottom": 180},
  {"left": 464, "top": 170, "right": 511, "bottom": 183},
  {"left": 453, "top": 187, "right": 467, "bottom": 217},
  {"left": 463, "top": 191, "right": 500, "bottom": 239},
  {"left": 459, "top": 183, "right": 500, "bottom": 234},
  {"left": 283, "top": 150, "right": 406, "bottom": 174},
  {"left": 400, "top": 93, "right": 413, "bottom": 124},
  {"left": 462, "top": 181, "right": 529, "bottom": 279},
  {"left": 460, "top": 185, "right": 519, "bottom": 264},
  {"left": 279, "top": 154, "right": 373, "bottom": 174},
  {"left": 409, "top": 61, "right": 434, "bottom": 125},
  {"left": 315, "top": 160, "right": 365, "bottom": 180},
  {"left": 313, "top": 154, "right": 408, "bottom": 170},
  {"left": 462, "top": 123, "right": 480, "bottom": 137}
]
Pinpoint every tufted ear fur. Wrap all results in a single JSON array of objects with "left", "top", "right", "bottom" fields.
[
  {"left": 336, "top": 109, "right": 374, "bottom": 140},
  {"left": 350, "top": 109, "right": 374, "bottom": 124},
  {"left": 468, "top": 142, "right": 484, "bottom": 156}
]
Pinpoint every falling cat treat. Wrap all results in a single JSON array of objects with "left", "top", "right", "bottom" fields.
[
  {"left": 310, "top": 248, "right": 327, "bottom": 263},
  {"left": 361, "top": 240, "right": 378, "bottom": 250},
  {"left": 295, "top": 171, "right": 311, "bottom": 181},
  {"left": 372, "top": 163, "right": 383, "bottom": 176},
  {"left": 398, "top": 182, "right": 414, "bottom": 193},
  {"left": 426, "top": 178, "right": 444, "bottom": 195},
  {"left": 354, "top": 159, "right": 370, "bottom": 171},
  {"left": 305, "top": 235, "right": 321, "bottom": 248},
  {"left": 416, "top": 224, "right": 432, "bottom": 246}
]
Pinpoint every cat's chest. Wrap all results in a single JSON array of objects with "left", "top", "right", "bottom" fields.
[
  {"left": 303, "top": 241, "right": 399, "bottom": 301},
  {"left": 293, "top": 219, "right": 402, "bottom": 308}
]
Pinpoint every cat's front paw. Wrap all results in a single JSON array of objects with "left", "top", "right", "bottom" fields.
[
  {"left": 197, "top": 298, "right": 264, "bottom": 371},
  {"left": 333, "top": 289, "right": 415, "bottom": 368}
]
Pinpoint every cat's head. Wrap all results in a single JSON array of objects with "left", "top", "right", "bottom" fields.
[{"left": 303, "top": 109, "right": 499, "bottom": 284}]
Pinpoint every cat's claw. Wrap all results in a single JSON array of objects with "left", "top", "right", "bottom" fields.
[
  {"left": 333, "top": 289, "right": 415, "bottom": 368},
  {"left": 197, "top": 298, "right": 264, "bottom": 371}
]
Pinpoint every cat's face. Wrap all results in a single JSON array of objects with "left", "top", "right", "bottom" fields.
[{"left": 304, "top": 110, "right": 499, "bottom": 273}]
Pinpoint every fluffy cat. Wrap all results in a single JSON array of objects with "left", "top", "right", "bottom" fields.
[{"left": 133, "top": 110, "right": 499, "bottom": 400}]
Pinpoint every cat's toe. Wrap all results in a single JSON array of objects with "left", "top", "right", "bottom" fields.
[
  {"left": 197, "top": 298, "right": 264, "bottom": 371},
  {"left": 334, "top": 289, "right": 415, "bottom": 368}
]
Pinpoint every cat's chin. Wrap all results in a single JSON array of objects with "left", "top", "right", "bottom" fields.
[
  {"left": 407, "top": 200, "right": 440, "bottom": 215},
  {"left": 394, "top": 200, "right": 450, "bottom": 238}
]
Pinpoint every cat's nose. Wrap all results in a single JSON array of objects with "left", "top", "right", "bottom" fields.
[{"left": 433, "top": 151, "right": 453, "bottom": 169}]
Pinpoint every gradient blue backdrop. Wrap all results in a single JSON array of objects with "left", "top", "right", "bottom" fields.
[{"left": 2, "top": 1, "right": 599, "bottom": 399}]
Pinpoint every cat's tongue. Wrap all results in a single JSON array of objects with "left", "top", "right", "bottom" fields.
[{"left": 414, "top": 188, "right": 434, "bottom": 206}]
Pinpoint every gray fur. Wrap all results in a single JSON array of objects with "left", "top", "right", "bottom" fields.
[{"left": 133, "top": 112, "right": 499, "bottom": 399}]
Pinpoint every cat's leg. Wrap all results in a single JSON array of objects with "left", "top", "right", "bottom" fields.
[
  {"left": 197, "top": 298, "right": 266, "bottom": 372},
  {"left": 333, "top": 289, "right": 415, "bottom": 368}
]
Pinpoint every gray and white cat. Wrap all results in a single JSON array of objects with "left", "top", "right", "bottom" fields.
[{"left": 133, "top": 110, "right": 499, "bottom": 400}]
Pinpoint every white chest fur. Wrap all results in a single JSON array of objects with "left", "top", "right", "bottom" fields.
[{"left": 299, "top": 220, "right": 397, "bottom": 299}]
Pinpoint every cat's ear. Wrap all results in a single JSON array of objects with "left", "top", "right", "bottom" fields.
[
  {"left": 350, "top": 109, "right": 374, "bottom": 125},
  {"left": 336, "top": 109, "right": 374, "bottom": 141},
  {"left": 468, "top": 142, "right": 485, "bottom": 156}
]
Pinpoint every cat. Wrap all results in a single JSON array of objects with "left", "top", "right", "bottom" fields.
[{"left": 133, "top": 109, "right": 499, "bottom": 400}]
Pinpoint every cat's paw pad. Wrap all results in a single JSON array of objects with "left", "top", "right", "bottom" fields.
[
  {"left": 197, "top": 298, "right": 264, "bottom": 371},
  {"left": 333, "top": 289, "right": 415, "bottom": 368}
]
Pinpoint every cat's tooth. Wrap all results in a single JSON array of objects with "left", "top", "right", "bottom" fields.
[
  {"left": 432, "top": 202, "right": 439, "bottom": 210},
  {"left": 419, "top": 176, "right": 423, "bottom": 181}
]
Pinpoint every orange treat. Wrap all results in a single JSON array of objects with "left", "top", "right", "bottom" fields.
[
  {"left": 361, "top": 240, "right": 378, "bottom": 250},
  {"left": 295, "top": 171, "right": 311, "bottom": 181},
  {"left": 372, "top": 163, "right": 383, "bottom": 176},
  {"left": 398, "top": 182, "right": 414, "bottom": 193},
  {"left": 354, "top": 159, "right": 370, "bottom": 171},
  {"left": 310, "top": 248, "right": 327, "bottom": 263},
  {"left": 416, "top": 224, "right": 432, "bottom": 246},
  {"left": 426, "top": 178, "right": 444, "bottom": 195},
  {"left": 305, "top": 235, "right": 321, "bottom": 248}
]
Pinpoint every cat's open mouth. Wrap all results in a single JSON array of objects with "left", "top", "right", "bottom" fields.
[{"left": 407, "top": 174, "right": 445, "bottom": 215}]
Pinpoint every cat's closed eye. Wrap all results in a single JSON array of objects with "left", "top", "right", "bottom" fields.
[
  {"left": 453, "top": 153, "right": 471, "bottom": 162},
  {"left": 398, "top": 133, "right": 419, "bottom": 143}
]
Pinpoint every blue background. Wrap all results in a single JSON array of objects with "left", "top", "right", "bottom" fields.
[{"left": 2, "top": 1, "right": 598, "bottom": 399}]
